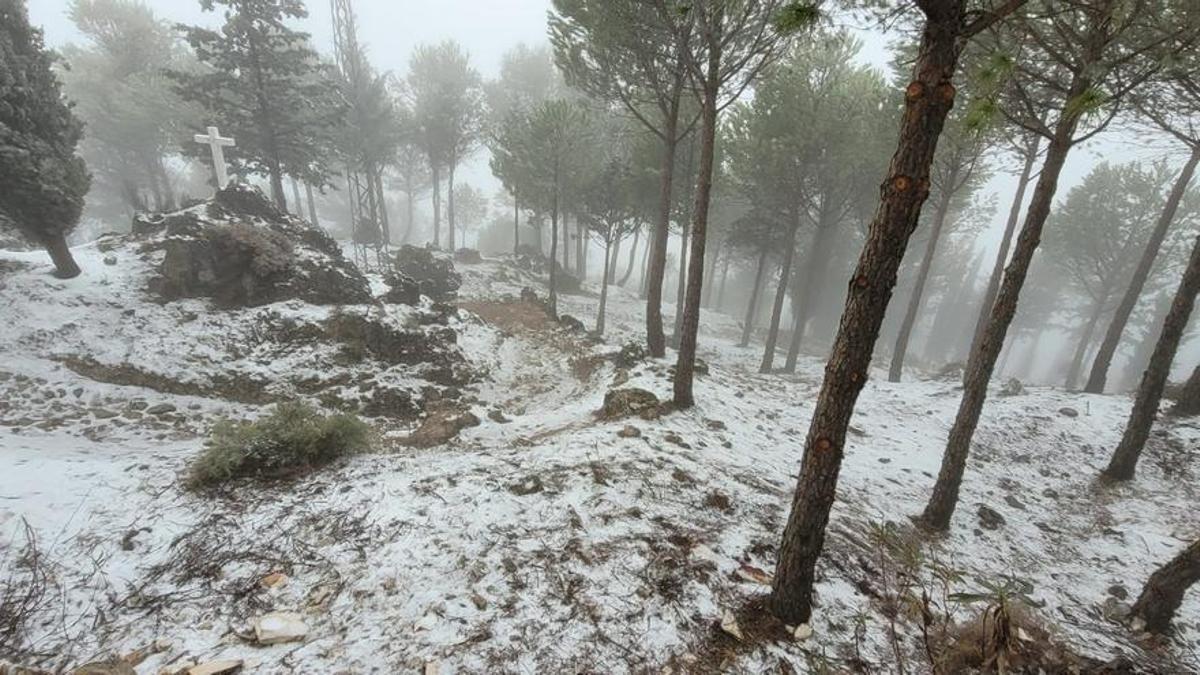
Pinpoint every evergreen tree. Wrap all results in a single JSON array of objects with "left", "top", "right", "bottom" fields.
[
  {"left": 0, "top": 0, "right": 91, "bottom": 279},
  {"left": 170, "top": 0, "right": 341, "bottom": 210}
]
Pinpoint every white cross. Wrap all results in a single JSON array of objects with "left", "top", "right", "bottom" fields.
[{"left": 193, "top": 125, "right": 236, "bottom": 190}]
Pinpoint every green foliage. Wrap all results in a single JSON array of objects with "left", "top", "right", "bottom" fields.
[
  {"left": 59, "top": 0, "right": 202, "bottom": 217},
  {"left": 773, "top": 2, "right": 822, "bottom": 35},
  {"left": 0, "top": 0, "right": 91, "bottom": 244},
  {"left": 189, "top": 401, "right": 371, "bottom": 487},
  {"left": 169, "top": 0, "right": 343, "bottom": 192},
  {"left": 406, "top": 41, "right": 485, "bottom": 174}
]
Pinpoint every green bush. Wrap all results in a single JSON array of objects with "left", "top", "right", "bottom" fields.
[{"left": 189, "top": 402, "right": 371, "bottom": 487}]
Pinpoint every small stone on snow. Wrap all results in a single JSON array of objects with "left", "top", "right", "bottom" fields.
[
  {"left": 719, "top": 609, "right": 743, "bottom": 641},
  {"left": 253, "top": 611, "right": 308, "bottom": 644}
]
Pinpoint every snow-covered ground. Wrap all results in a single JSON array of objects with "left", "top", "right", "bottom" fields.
[{"left": 1, "top": 245, "right": 1197, "bottom": 673}]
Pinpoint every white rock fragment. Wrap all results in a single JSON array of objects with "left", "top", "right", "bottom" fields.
[
  {"left": 253, "top": 611, "right": 309, "bottom": 645},
  {"left": 186, "top": 660, "right": 243, "bottom": 675},
  {"left": 792, "top": 623, "right": 814, "bottom": 641},
  {"left": 735, "top": 564, "right": 772, "bottom": 585},
  {"left": 720, "top": 609, "right": 743, "bottom": 641}
]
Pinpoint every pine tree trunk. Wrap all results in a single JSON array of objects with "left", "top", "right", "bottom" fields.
[
  {"left": 969, "top": 136, "right": 1039, "bottom": 363},
  {"left": 306, "top": 183, "right": 318, "bottom": 227},
  {"left": 741, "top": 248, "right": 770, "bottom": 348},
  {"left": 1170, "top": 364, "right": 1200, "bottom": 417},
  {"left": 889, "top": 171, "right": 957, "bottom": 382},
  {"left": 672, "top": 60, "right": 719, "bottom": 408},
  {"left": 290, "top": 178, "right": 303, "bottom": 218},
  {"left": 1103, "top": 230, "right": 1200, "bottom": 480},
  {"left": 597, "top": 237, "right": 612, "bottom": 336},
  {"left": 647, "top": 108, "right": 681, "bottom": 358},
  {"left": 640, "top": 234, "right": 652, "bottom": 298},
  {"left": 762, "top": 224, "right": 799, "bottom": 373},
  {"left": 716, "top": 253, "right": 731, "bottom": 312},
  {"left": 702, "top": 244, "right": 720, "bottom": 307},
  {"left": 376, "top": 172, "right": 391, "bottom": 247},
  {"left": 447, "top": 163, "right": 457, "bottom": 251},
  {"left": 619, "top": 229, "right": 640, "bottom": 286},
  {"left": 549, "top": 192, "right": 560, "bottom": 318},
  {"left": 1084, "top": 146, "right": 1200, "bottom": 393},
  {"left": 920, "top": 99, "right": 1088, "bottom": 531},
  {"left": 513, "top": 196, "right": 520, "bottom": 254},
  {"left": 770, "top": 5, "right": 966, "bottom": 625},
  {"left": 431, "top": 163, "right": 442, "bottom": 247},
  {"left": 784, "top": 221, "right": 836, "bottom": 372},
  {"left": 671, "top": 221, "right": 690, "bottom": 346},
  {"left": 1064, "top": 300, "right": 1103, "bottom": 390},
  {"left": 1130, "top": 539, "right": 1200, "bottom": 634},
  {"left": 42, "top": 231, "right": 81, "bottom": 279},
  {"left": 609, "top": 233, "right": 622, "bottom": 281},
  {"left": 578, "top": 220, "right": 587, "bottom": 279}
]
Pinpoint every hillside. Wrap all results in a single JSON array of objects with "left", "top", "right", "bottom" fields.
[{"left": 0, "top": 200, "right": 1197, "bottom": 673}]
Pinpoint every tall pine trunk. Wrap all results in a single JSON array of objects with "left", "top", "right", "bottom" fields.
[
  {"left": 306, "top": 183, "right": 318, "bottom": 227},
  {"left": 889, "top": 167, "right": 957, "bottom": 382},
  {"left": 672, "top": 222, "right": 690, "bottom": 346},
  {"left": 672, "top": 54, "right": 719, "bottom": 408},
  {"left": 1170, "top": 364, "right": 1200, "bottom": 417},
  {"left": 741, "top": 248, "right": 769, "bottom": 347},
  {"left": 430, "top": 163, "right": 442, "bottom": 247},
  {"left": 920, "top": 88, "right": 1087, "bottom": 530},
  {"left": 1103, "top": 230, "right": 1200, "bottom": 480},
  {"left": 549, "top": 187, "right": 560, "bottom": 318},
  {"left": 762, "top": 224, "right": 799, "bottom": 373},
  {"left": 376, "top": 171, "right": 390, "bottom": 247},
  {"left": 1130, "top": 539, "right": 1200, "bottom": 634},
  {"left": 1084, "top": 146, "right": 1200, "bottom": 393},
  {"left": 619, "top": 229, "right": 640, "bottom": 286},
  {"left": 609, "top": 233, "right": 622, "bottom": 281},
  {"left": 597, "top": 237, "right": 613, "bottom": 335},
  {"left": 447, "top": 163, "right": 457, "bottom": 250},
  {"left": 1064, "top": 299, "right": 1105, "bottom": 389},
  {"left": 290, "top": 178, "right": 303, "bottom": 218},
  {"left": 646, "top": 85, "right": 683, "bottom": 358},
  {"left": 513, "top": 196, "right": 520, "bottom": 254},
  {"left": 783, "top": 222, "right": 837, "bottom": 373},
  {"left": 770, "top": 5, "right": 966, "bottom": 624},
  {"left": 716, "top": 253, "right": 731, "bottom": 311},
  {"left": 969, "top": 136, "right": 1039, "bottom": 363}
]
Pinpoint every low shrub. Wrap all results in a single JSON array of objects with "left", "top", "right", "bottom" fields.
[{"left": 189, "top": 402, "right": 371, "bottom": 487}]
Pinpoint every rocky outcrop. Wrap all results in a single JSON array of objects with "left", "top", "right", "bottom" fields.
[
  {"left": 394, "top": 245, "right": 461, "bottom": 301},
  {"left": 144, "top": 183, "right": 371, "bottom": 307}
]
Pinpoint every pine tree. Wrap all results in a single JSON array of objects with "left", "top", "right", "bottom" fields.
[
  {"left": 0, "top": 0, "right": 91, "bottom": 279},
  {"left": 1129, "top": 539, "right": 1200, "bottom": 634},
  {"left": 170, "top": 0, "right": 340, "bottom": 210}
]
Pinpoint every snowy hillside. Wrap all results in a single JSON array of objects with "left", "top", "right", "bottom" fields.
[{"left": 0, "top": 237, "right": 1197, "bottom": 674}]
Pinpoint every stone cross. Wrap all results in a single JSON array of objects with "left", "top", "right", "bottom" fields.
[{"left": 193, "top": 126, "right": 236, "bottom": 190}]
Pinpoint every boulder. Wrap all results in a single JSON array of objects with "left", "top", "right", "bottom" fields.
[
  {"left": 599, "top": 388, "right": 661, "bottom": 421},
  {"left": 558, "top": 314, "right": 585, "bottom": 332},
  {"left": 148, "top": 184, "right": 371, "bottom": 307},
  {"left": 977, "top": 505, "right": 1006, "bottom": 530},
  {"left": 454, "top": 248, "right": 483, "bottom": 264},
  {"left": 394, "top": 245, "right": 461, "bottom": 301},
  {"left": 252, "top": 611, "right": 309, "bottom": 645},
  {"left": 382, "top": 271, "right": 421, "bottom": 306}
]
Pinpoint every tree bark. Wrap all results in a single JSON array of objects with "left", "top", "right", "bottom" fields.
[
  {"left": 1103, "top": 230, "right": 1200, "bottom": 481},
  {"left": 619, "top": 228, "right": 640, "bottom": 286},
  {"left": 716, "top": 253, "right": 731, "bottom": 312},
  {"left": 42, "top": 231, "right": 81, "bottom": 279},
  {"left": 609, "top": 233, "right": 623, "bottom": 282},
  {"left": 290, "top": 178, "right": 303, "bottom": 218},
  {"left": 597, "top": 237, "right": 613, "bottom": 335},
  {"left": 513, "top": 196, "right": 520, "bottom": 254},
  {"left": 376, "top": 171, "right": 391, "bottom": 247},
  {"left": 1064, "top": 299, "right": 1105, "bottom": 390},
  {"left": 1084, "top": 146, "right": 1200, "bottom": 393},
  {"left": 920, "top": 77, "right": 1093, "bottom": 529},
  {"left": 1170, "top": 364, "right": 1200, "bottom": 417},
  {"left": 447, "top": 163, "right": 457, "bottom": 250},
  {"left": 671, "top": 220, "right": 690, "bottom": 346},
  {"left": 672, "top": 54, "right": 719, "bottom": 408},
  {"left": 968, "top": 135, "right": 1039, "bottom": 364},
  {"left": 770, "top": 5, "right": 966, "bottom": 625},
  {"left": 549, "top": 191, "right": 560, "bottom": 318},
  {"left": 762, "top": 223, "right": 799, "bottom": 373},
  {"left": 430, "top": 163, "right": 442, "bottom": 247},
  {"left": 784, "top": 217, "right": 838, "bottom": 373},
  {"left": 741, "top": 248, "right": 769, "bottom": 347},
  {"left": 889, "top": 166, "right": 958, "bottom": 382},
  {"left": 1130, "top": 539, "right": 1200, "bottom": 634},
  {"left": 306, "top": 183, "right": 318, "bottom": 227},
  {"left": 646, "top": 109, "right": 681, "bottom": 358}
]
